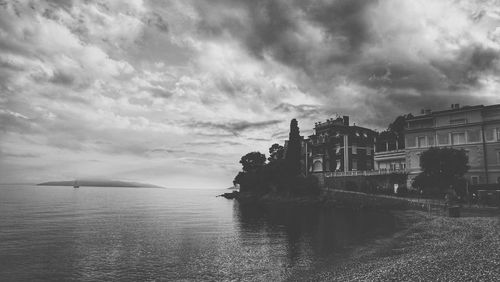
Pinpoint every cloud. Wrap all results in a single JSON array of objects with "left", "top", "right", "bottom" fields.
[
  {"left": 188, "top": 120, "right": 282, "bottom": 136},
  {"left": 1, "top": 0, "right": 500, "bottom": 187}
]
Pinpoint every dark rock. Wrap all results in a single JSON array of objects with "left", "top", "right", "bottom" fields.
[{"left": 217, "top": 191, "right": 239, "bottom": 199}]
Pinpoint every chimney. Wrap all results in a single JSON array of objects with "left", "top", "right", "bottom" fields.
[
  {"left": 425, "top": 109, "right": 431, "bottom": 115},
  {"left": 343, "top": 116, "right": 349, "bottom": 126},
  {"left": 451, "top": 104, "right": 455, "bottom": 109},
  {"left": 455, "top": 103, "right": 460, "bottom": 109},
  {"left": 421, "top": 109, "right": 425, "bottom": 114}
]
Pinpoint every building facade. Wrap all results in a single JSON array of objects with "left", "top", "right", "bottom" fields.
[
  {"left": 405, "top": 103, "right": 500, "bottom": 186},
  {"left": 374, "top": 149, "right": 406, "bottom": 171},
  {"left": 307, "top": 116, "right": 376, "bottom": 173},
  {"left": 374, "top": 130, "right": 406, "bottom": 172}
]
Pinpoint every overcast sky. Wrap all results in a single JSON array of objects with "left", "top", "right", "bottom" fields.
[{"left": 1, "top": 0, "right": 500, "bottom": 188}]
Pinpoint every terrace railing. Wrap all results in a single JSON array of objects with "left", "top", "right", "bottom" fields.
[{"left": 323, "top": 169, "right": 407, "bottom": 178}]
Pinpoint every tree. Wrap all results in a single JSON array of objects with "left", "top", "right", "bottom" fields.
[
  {"left": 268, "top": 143, "right": 284, "bottom": 163},
  {"left": 239, "top": 151, "right": 266, "bottom": 172},
  {"left": 412, "top": 147, "right": 469, "bottom": 195},
  {"left": 377, "top": 114, "right": 413, "bottom": 151},
  {"left": 285, "top": 119, "right": 302, "bottom": 175},
  {"left": 233, "top": 171, "right": 245, "bottom": 186},
  {"left": 388, "top": 114, "right": 412, "bottom": 136}
]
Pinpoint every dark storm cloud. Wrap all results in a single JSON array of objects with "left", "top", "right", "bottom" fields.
[
  {"left": 188, "top": 119, "right": 281, "bottom": 135},
  {"left": 273, "top": 103, "right": 330, "bottom": 119},
  {"left": 195, "top": 0, "right": 375, "bottom": 72},
  {"left": 50, "top": 70, "right": 76, "bottom": 85},
  {"left": 45, "top": 0, "right": 74, "bottom": 10},
  {"left": 190, "top": 0, "right": 500, "bottom": 128},
  {"left": 433, "top": 45, "right": 500, "bottom": 87},
  {"left": 143, "top": 12, "right": 169, "bottom": 33},
  {"left": 147, "top": 87, "right": 173, "bottom": 98}
]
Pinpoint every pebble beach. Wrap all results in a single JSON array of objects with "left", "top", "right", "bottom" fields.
[{"left": 290, "top": 210, "right": 500, "bottom": 281}]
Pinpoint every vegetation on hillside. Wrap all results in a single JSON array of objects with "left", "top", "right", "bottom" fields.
[{"left": 233, "top": 119, "right": 319, "bottom": 197}]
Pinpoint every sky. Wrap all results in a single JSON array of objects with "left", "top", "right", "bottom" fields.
[{"left": 1, "top": 0, "right": 500, "bottom": 188}]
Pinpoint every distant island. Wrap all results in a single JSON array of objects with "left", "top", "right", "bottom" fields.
[{"left": 37, "top": 180, "right": 164, "bottom": 188}]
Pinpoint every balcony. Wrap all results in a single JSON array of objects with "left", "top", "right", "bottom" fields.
[{"left": 322, "top": 169, "right": 407, "bottom": 178}]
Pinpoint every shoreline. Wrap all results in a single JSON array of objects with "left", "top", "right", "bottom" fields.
[
  {"left": 288, "top": 210, "right": 500, "bottom": 281},
  {"left": 230, "top": 189, "right": 500, "bottom": 215},
  {"left": 227, "top": 191, "right": 500, "bottom": 280}
]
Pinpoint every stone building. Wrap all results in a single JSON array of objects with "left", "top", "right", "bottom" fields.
[
  {"left": 405, "top": 103, "right": 500, "bottom": 186},
  {"left": 307, "top": 116, "right": 376, "bottom": 173}
]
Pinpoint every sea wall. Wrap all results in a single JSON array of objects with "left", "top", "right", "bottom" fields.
[{"left": 311, "top": 172, "right": 408, "bottom": 193}]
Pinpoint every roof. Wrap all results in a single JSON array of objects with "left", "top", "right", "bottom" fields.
[{"left": 407, "top": 104, "right": 500, "bottom": 121}]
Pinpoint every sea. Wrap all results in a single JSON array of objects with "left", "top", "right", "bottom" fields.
[{"left": 0, "top": 185, "right": 397, "bottom": 281}]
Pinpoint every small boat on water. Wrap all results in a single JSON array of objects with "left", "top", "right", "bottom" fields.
[{"left": 73, "top": 180, "right": 79, "bottom": 188}]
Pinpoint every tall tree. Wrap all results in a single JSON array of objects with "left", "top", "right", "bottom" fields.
[
  {"left": 285, "top": 119, "right": 302, "bottom": 175},
  {"left": 268, "top": 143, "right": 284, "bottom": 163},
  {"left": 388, "top": 115, "right": 408, "bottom": 136},
  {"left": 239, "top": 151, "right": 266, "bottom": 172}
]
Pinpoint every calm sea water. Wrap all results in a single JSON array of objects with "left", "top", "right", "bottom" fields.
[{"left": 0, "top": 185, "right": 396, "bottom": 281}]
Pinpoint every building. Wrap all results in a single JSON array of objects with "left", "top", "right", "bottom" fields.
[
  {"left": 374, "top": 131, "right": 406, "bottom": 172},
  {"left": 307, "top": 116, "right": 376, "bottom": 173},
  {"left": 405, "top": 103, "right": 500, "bottom": 186},
  {"left": 373, "top": 148, "right": 406, "bottom": 171}
]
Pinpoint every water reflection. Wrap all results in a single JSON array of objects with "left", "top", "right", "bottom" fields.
[
  {"left": 234, "top": 201, "right": 396, "bottom": 266},
  {"left": 0, "top": 186, "right": 398, "bottom": 281}
]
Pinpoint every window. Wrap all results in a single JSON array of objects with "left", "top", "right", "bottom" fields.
[
  {"left": 352, "top": 159, "right": 357, "bottom": 170},
  {"left": 450, "top": 118, "right": 466, "bottom": 125},
  {"left": 352, "top": 144, "right": 357, "bottom": 154},
  {"left": 417, "top": 136, "right": 426, "bottom": 148},
  {"left": 467, "top": 129, "right": 481, "bottom": 143},
  {"left": 406, "top": 136, "right": 416, "bottom": 147},
  {"left": 497, "top": 151, "right": 500, "bottom": 164},
  {"left": 335, "top": 160, "right": 341, "bottom": 171},
  {"left": 367, "top": 149, "right": 372, "bottom": 155},
  {"left": 451, "top": 132, "right": 465, "bottom": 145},
  {"left": 485, "top": 128, "right": 495, "bottom": 141},
  {"left": 497, "top": 128, "right": 500, "bottom": 140},
  {"left": 471, "top": 176, "right": 479, "bottom": 185},
  {"left": 428, "top": 135, "right": 435, "bottom": 147},
  {"left": 438, "top": 133, "right": 449, "bottom": 145}
]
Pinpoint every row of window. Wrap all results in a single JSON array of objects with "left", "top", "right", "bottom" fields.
[
  {"left": 315, "top": 131, "right": 370, "bottom": 143},
  {"left": 408, "top": 128, "right": 500, "bottom": 148},
  {"left": 377, "top": 162, "right": 406, "bottom": 170},
  {"left": 333, "top": 159, "right": 372, "bottom": 171},
  {"left": 470, "top": 175, "right": 500, "bottom": 185}
]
